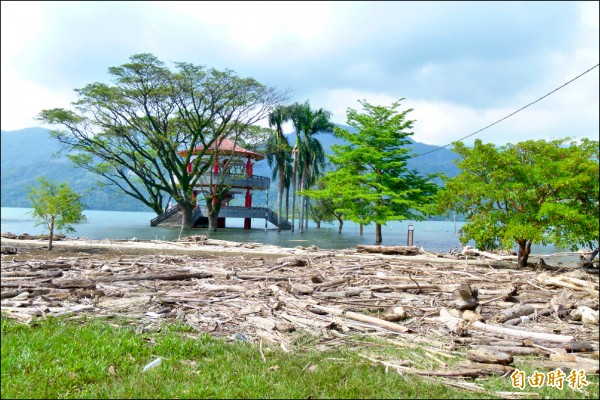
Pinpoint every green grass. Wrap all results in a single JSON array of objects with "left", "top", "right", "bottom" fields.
[{"left": 1, "top": 314, "right": 598, "bottom": 399}]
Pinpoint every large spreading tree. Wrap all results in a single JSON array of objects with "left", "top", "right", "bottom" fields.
[
  {"left": 437, "top": 138, "right": 599, "bottom": 268},
  {"left": 316, "top": 99, "right": 438, "bottom": 244},
  {"left": 37, "top": 53, "right": 287, "bottom": 230}
]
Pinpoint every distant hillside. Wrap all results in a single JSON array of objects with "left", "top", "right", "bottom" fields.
[
  {"left": 283, "top": 124, "right": 460, "bottom": 178},
  {"left": 1, "top": 128, "right": 152, "bottom": 212},
  {"left": 1, "top": 127, "right": 460, "bottom": 212}
]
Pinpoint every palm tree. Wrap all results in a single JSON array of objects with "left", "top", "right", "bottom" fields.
[
  {"left": 294, "top": 103, "right": 334, "bottom": 233},
  {"left": 266, "top": 106, "right": 292, "bottom": 232},
  {"left": 283, "top": 161, "right": 292, "bottom": 221},
  {"left": 287, "top": 102, "right": 306, "bottom": 233}
]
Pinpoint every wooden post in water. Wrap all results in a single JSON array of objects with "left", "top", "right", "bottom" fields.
[{"left": 407, "top": 223, "right": 414, "bottom": 246}]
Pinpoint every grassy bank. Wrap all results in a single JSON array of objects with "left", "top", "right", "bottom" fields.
[{"left": 1, "top": 314, "right": 597, "bottom": 399}]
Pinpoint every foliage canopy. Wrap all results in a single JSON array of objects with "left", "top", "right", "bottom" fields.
[
  {"left": 28, "top": 177, "right": 86, "bottom": 250},
  {"left": 37, "top": 53, "right": 287, "bottom": 229},
  {"left": 309, "top": 99, "right": 438, "bottom": 244},
  {"left": 437, "top": 138, "right": 599, "bottom": 267}
]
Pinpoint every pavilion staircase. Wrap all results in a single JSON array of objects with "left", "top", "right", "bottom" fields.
[{"left": 150, "top": 205, "right": 291, "bottom": 230}]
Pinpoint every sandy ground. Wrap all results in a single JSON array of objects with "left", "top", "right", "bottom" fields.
[{"left": 0, "top": 236, "right": 482, "bottom": 264}]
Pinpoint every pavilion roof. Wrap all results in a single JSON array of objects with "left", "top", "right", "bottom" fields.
[{"left": 178, "top": 137, "right": 265, "bottom": 161}]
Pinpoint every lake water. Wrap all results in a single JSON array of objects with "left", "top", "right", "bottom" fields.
[{"left": 1, "top": 207, "right": 579, "bottom": 261}]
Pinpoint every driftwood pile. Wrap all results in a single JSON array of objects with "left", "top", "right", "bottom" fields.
[{"left": 1, "top": 236, "right": 598, "bottom": 396}]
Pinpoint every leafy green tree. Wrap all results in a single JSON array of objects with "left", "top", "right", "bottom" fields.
[
  {"left": 37, "top": 53, "right": 287, "bottom": 230},
  {"left": 306, "top": 180, "right": 337, "bottom": 229},
  {"left": 325, "top": 99, "right": 438, "bottom": 244},
  {"left": 28, "top": 177, "right": 86, "bottom": 250},
  {"left": 266, "top": 105, "right": 293, "bottom": 232},
  {"left": 437, "top": 138, "right": 599, "bottom": 268}
]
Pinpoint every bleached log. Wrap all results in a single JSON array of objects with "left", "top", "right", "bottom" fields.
[
  {"left": 367, "top": 284, "right": 442, "bottom": 292},
  {"left": 301, "top": 304, "right": 411, "bottom": 334},
  {"left": 533, "top": 360, "right": 599, "bottom": 375},
  {"left": 232, "top": 272, "right": 291, "bottom": 281},
  {"left": 448, "top": 308, "right": 484, "bottom": 322},
  {"left": 498, "top": 304, "right": 535, "bottom": 323},
  {"left": 399, "top": 364, "right": 514, "bottom": 378},
  {"left": 356, "top": 245, "right": 420, "bottom": 255},
  {"left": 343, "top": 311, "right": 412, "bottom": 334},
  {"left": 1, "top": 245, "right": 17, "bottom": 254},
  {"left": 461, "top": 247, "right": 514, "bottom": 261},
  {"left": 467, "top": 347, "right": 513, "bottom": 365},
  {"left": 1, "top": 269, "right": 63, "bottom": 279},
  {"left": 245, "top": 316, "right": 277, "bottom": 331},
  {"left": 440, "top": 308, "right": 574, "bottom": 343},
  {"left": 96, "top": 271, "right": 212, "bottom": 282},
  {"left": 279, "top": 312, "right": 331, "bottom": 329},
  {"left": 439, "top": 308, "right": 467, "bottom": 336},
  {"left": 570, "top": 306, "right": 599, "bottom": 326},
  {"left": 471, "top": 320, "right": 574, "bottom": 343},
  {"left": 470, "top": 345, "right": 546, "bottom": 356},
  {"left": 312, "top": 278, "right": 348, "bottom": 289},
  {"left": 51, "top": 278, "right": 96, "bottom": 289},
  {"left": 536, "top": 273, "right": 599, "bottom": 297},
  {"left": 561, "top": 341, "right": 594, "bottom": 353},
  {"left": 311, "top": 288, "right": 365, "bottom": 298},
  {"left": 452, "top": 283, "right": 479, "bottom": 311},
  {"left": 288, "top": 283, "right": 314, "bottom": 295},
  {"left": 381, "top": 307, "right": 407, "bottom": 322}
]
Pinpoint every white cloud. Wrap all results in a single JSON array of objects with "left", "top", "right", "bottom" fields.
[
  {"left": 0, "top": 1, "right": 597, "bottom": 146},
  {"left": 0, "top": 68, "right": 75, "bottom": 131}
]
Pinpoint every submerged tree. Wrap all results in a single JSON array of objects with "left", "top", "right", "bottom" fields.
[
  {"left": 37, "top": 53, "right": 287, "bottom": 230},
  {"left": 437, "top": 138, "right": 599, "bottom": 268},
  {"left": 266, "top": 105, "right": 293, "bottom": 232},
  {"left": 288, "top": 101, "right": 334, "bottom": 233},
  {"left": 323, "top": 99, "right": 438, "bottom": 244},
  {"left": 305, "top": 179, "right": 344, "bottom": 232},
  {"left": 28, "top": 177, "right": 86, "bottom": 250}
]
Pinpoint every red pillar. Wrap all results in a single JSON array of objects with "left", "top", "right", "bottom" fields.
[
  {"left": 244, "top": 187, "right": 252, "bottom": 229},
  {"left": 245, "top": 156, "right": 253, "bottom": 176}
]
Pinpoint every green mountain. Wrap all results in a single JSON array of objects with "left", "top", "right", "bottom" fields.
[
  {"left": 1, "top": 128, "right": 152, "bottom": 212},
  {"left": 1, "top": 127, "right": 460, "bottom": 212},
  {"left": 283, "top": 124, "right": 461, "bottom": 178}
]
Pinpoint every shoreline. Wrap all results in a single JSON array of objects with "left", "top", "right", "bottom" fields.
[
  {"left": 1, "top": 234, "right": 589, "bottom": 269},
  {"left": 0, "top": 235, "right": 525, "bottom": 266}
]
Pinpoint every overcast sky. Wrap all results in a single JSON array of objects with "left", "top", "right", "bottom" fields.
[{"left": 1, "top": 1, "right": 598, "bottom": 146}]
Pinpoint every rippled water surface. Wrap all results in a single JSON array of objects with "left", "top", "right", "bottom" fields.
[{"left": 1, "top": 207, "right": 580, "bottom": 265}]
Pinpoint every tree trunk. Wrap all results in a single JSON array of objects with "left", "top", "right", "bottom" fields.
[
  {"left": 316, "top": 221, "right": 321, "bottom": 229},
  {"left": 181, "top": 202, "right": 195, "bottom": 230},
  {"left": 375, "top": 223, "right": 382, "bottom": 244},
  {"left": 285, "top": 186, "right": 290, "bottom": 222},
  {"left": 337, "top": 216, "right": 343, "bottom": 234},
  {"left": 360, "top": 224, "right": 363, "bottom": 236},
  {"left": 298, "top": 179, "right": 304, "bottom": 234},
  {"left": 304, "top": 197, "right": 309, "bottom": 229},
  {"left": 517, "top": 239, "right": 532, "bottom": 268},
  {"left": 277, "top": 166, "right": 284, "bottom": 233},
  {"left": 580, "top": 247, "right": 599, "bottom": 268},
  {"left": 206, "top": 198, "right": 222, "bottom": 232},
  {"left": 48, "top": 216, "right": 55, "bottom": 250},
  {"left": 299, "top": 162, "right": 308, "bottom": 234},
  {"left": 291, "top": 149, "right": 297, "bottom": 233}
]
